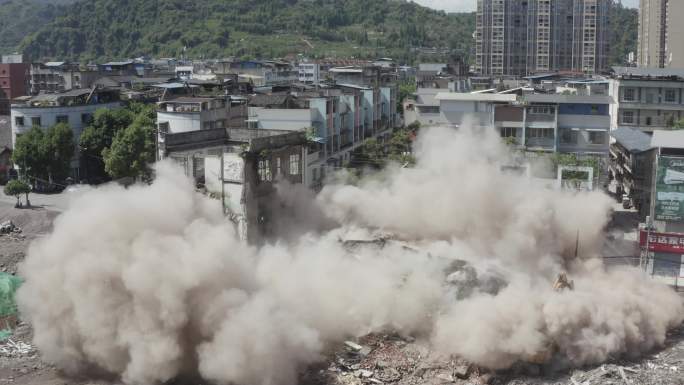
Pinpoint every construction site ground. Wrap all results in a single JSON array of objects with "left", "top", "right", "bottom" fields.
[{"left": 0, "top": 199, "right": 682, "bottom": 385}]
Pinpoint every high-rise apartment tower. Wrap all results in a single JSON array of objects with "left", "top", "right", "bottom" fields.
[
  {"left": 638, "top": 0, "right": 684, "bottom": 68},
  {"left": 475, "top": 0, "right": 611, "bottom": 76}
]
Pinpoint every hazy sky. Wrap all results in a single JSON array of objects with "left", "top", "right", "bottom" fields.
[{"left": 412, "top": 0, "right": 639, "bottom": 13}]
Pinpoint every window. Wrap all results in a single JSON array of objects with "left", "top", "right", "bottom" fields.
[
  {"left": 665, "top": 89, "right": 677, "bottom": 103},
  {"left": 258, "top": 159, "right": 272, "bottom": 182},
  {"left": 56, "top": 115, "right": 68, "bottom": 124},
  {"left": 30, "top": 117, "right": 41, "bottom": 127},
  {"left": 623, "top": 88, "right": 636, "bottom": 102},
  {"left": 590, "top": 105, "right": 600, "bottom": 115},
  {"left": 276, "top": 157, "right": 282, "bottom": 176},
  {"left": 417, "top": 106, "right": 440, "bottom": 114},
  {"left": 530, "top": 106, "right": 552, "bottom": 115},
  {"left": 81, "top": 113, "right": 93, "bottom": 124},
  {"left": 500, "top": 127, "right": 517, "bottom": 138},
  {"left": 289, "top": 154, "right": 300, "bottom": 175},
  {"left": 588, "top": 131, "right": 606, "bottom": 145},
  {"left": 561, "top": 130, "right": 578, "bottom": 144},
  {"left": 192, "top": 157, "right": 204, "bottom": 179},
  {"left": 15, "top": 116, "right": 24, "bottom": 126},
  {"left": 528, "top": 127, "right": 554, "bottom": 138},
  {"left": 622, "top": 111, "right": 634, "bottom": 124}
]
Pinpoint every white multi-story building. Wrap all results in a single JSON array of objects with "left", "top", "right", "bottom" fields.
[
  {"left": 610, "top": 67, "right": 684, "bottom": 133},
  {"left": 11, "top": 88, "right": 122, "bottom": 177},
  {"left": 297, "top": 63, "right": 320, "bottom": 84}
]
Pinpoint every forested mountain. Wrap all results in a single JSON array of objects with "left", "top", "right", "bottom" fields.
[
  {"left": 0, "top": 0, "right": 77, "bottom": 54},
  {"left": 609, "top": 3, "right": 638, "bottom": 66},
  {"left": 0, "top": 0, "right": 638, "bottom": 66},
  {"left": 16, "top": 0, "right": 475, "bottom": 63}
]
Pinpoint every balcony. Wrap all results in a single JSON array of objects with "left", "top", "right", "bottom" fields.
[
  {"left": 620, "top": 116, "right": 669, "bottom": 128},
  {"left": 526, "top": 114, "right": 555, "bottom": 123},
  {"left": 525, "top": 137, "right": 555, "bottom": 150}
]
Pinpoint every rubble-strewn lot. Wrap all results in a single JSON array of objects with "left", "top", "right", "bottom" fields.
[
  {"left": 0, "top": 202, "right": 683, "bottom": 385},
  {"left": 302, "top": 325, "right": 684, "bottom": 385}
]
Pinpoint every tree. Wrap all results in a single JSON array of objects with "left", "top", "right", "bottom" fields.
[
  {"left": 11, "top": 124, "right": 73, "bottom": 184},
  {"left": 398, "top": 81, "right": 416, "bottom": 115},
  {"left": 4, "top": 180, "right": 31, "bottom": 208},
  {"left": 12, "top": 126, "right": 48, "bottom": 181},
  {"left": 79, "top": 108, "right": 135, "bottom": 182},
  {"left": 45, "top": 123, "right": 74, "bottom": 183},
  {"left": 672, "top": 118, "right": 684, "bottom": 130},
  {"left": 103, "top": 118, "right": 155, "bottom": 180}
]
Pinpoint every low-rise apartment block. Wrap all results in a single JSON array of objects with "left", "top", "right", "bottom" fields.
[
  {"left": 30, "top": 62, "right": 99, "bottom": 95},
  {"left": 610, "top": 67, "right": 684, "bottom": 133},
  {"left": 422, "top": 92, "right": 612, "bottom": 156},
  {"left": 11, "top": 88, "right": 123, "bottom": 177}
]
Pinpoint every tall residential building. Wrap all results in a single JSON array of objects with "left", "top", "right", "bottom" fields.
[
  {"left": 638, "top": 0, "right": 684, "bottom": 68},
  {"left": 475, "top": 0, "right": 611, "bottom": 76}
]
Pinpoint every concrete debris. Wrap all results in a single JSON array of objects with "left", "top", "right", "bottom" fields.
[
  {"left": 0, "top": 221, "right": 20, "bottom": 235},
  {"left": 345, "top": 341, "right": 364, "bottom": 352},
  {"left": 444, "top": 260, "right": 508, "bottom": 300},
  {"left": 0, "top": 339, "right": 33, "bottom": 357},
  {"left": 435, "top": 372, "right": 454, "bottom": 383},
  {"left": 307, "top": 324, "right": 684, "bottom": 385},
  {"left": 314, "top": 334, "right": 497, "bottom": 385},
  {"left": 552, "top": 273, "right": 574, "bottom": 291},
  {"left": 454, "top": 364, "right": 471, "bottom": 379}
]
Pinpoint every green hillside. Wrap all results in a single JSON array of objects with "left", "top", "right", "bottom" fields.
[
  {"left": 0, "top": 0, "right": 76, "bottom": 55},
  {"left": 609, "top": 3, "right": 638, "bottom": 66},
  {"left": 0, "top": 0, "right": 637, "bottom": 67},
  {"left": 17, "top": 0, "right": 475, "bottom": 63}
]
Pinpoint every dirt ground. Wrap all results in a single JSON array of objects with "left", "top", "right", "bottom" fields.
[{"left": 0, "top": 202, "right": 682, "bottom": 385}]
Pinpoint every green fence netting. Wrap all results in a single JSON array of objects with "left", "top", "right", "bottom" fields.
[{"left": 0, "top": 273, "right": 22, "bottom": 318}]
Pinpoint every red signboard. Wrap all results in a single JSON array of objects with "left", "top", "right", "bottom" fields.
[{"left": 639, "top": 230, "right": 684, "bottom": 254}]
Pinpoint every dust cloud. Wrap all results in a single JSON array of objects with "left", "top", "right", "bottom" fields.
[{"left": 16, "top": 125, "right": 684, "bottom": 385}]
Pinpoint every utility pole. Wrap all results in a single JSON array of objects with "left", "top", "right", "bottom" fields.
[{"left": 221, "top": 150, "right": 226, "bottom": 215}]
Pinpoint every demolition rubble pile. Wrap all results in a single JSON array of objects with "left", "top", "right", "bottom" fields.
[
  {"left": 13, "top": 126, "right": 684, "bottom": 385},
  {"left": 0, "top": 339, "right": 34, "bottom": 358},
  {"left": 0, "top": 221, "right": 22, "bottom": 237}
]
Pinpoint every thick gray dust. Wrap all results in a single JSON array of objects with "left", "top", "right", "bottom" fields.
[{"left": 15, "top": 126, "right": 684, "bottom": 385}]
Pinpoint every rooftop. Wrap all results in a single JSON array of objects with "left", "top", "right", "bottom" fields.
[
  {"left": 44, "top": 61, "right": 66, "bottom": 67},
  {"left": 418, "top": 63, "right": 447, "bottom": 72},
  {"left": 612, "top": 66, "right": 684, "bottom": 79},
  {"left": 435, "top": 93, "right": 517, "bottom": 102},
  {"left": 164, "top": 96, "right": 222, "bottom": 104},
  {"left": 523, "top": 94, "right": 614, "bottom": 104},
  {"left": 248, "top": 94, "right": 292, "bottom": 107},
  {"left": 12, "top": 88, "right": 120, "bottom": 108},
  {"left": 652, "top": 130, "right": 684, "bottom": 149},
  {"left": 329, "top": 67, "right": 364, "bottom": 74},
  {"left": 611, "top": 127, "right": 652, "bottom": 153},
  {"left": 101, "top": 61, "right": 134, "bottom": 66}
]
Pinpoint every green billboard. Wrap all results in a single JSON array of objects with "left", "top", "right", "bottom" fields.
[{"left": 655, "top": 156, "right": 684, "bottom": 222}]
